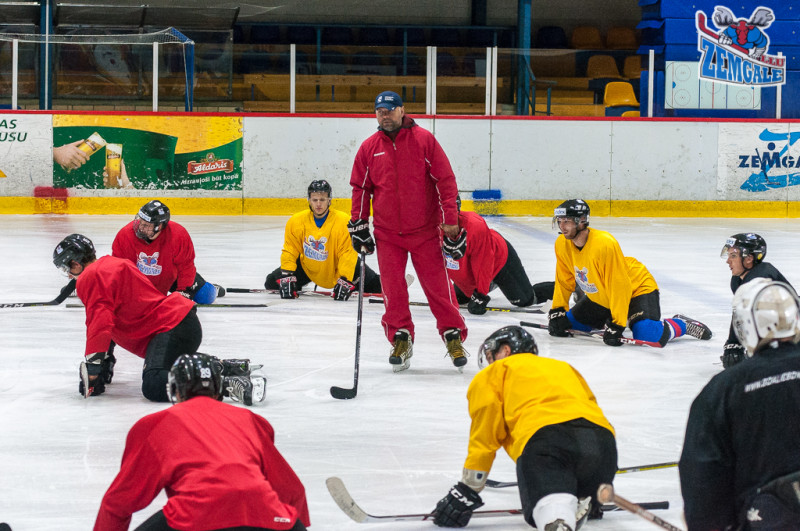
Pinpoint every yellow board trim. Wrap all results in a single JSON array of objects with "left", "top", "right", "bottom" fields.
[{"left": 0, "top": 197, "right": 797, "bottom": 217}]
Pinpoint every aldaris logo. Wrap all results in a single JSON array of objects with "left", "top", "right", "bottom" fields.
[{"left": 187, "top": 153, "right": 234, "bottom": 175}]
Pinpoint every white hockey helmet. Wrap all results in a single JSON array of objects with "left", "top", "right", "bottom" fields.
[{"left": 732, "top": 278, "right": 800, "bottom": 356}]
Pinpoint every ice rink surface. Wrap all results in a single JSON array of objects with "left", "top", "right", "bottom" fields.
[{"left": 2, "top": 213, "right": 798, "bottom": 530}]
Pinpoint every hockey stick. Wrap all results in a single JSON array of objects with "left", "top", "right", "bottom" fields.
[
  {"left": 598, "top": 484, "right": 684, "bottom": 531},
  {"left": 0, "top": 278, "right": 76, "bottom": 309},
  {"left": 67, "top": 302, "right": 270, "bottom": 309},
  {"left": 369, "top": 298, "right": 544, "bottom": 314},
  {"left": 326, "top": 476, "right": 667, "bottom": 523},
  {"left": 486, "top": 461, "right": 679, "bottom": 488},
  {"left": 330, "top": 250, "right": 366, "bottom": 400},
  {"left": 520, "top": 320, "right": 664, "bottom": 348},
  {"left": 227, "top": 287, "right": 384, "bottom": 298}
]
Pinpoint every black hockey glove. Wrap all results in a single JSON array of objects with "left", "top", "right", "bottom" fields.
[
  {"left": 442, "top": 228, "right": 467, "bottom": 260},
  {"left": 432, "top": 482, "right": 484, "bottom": 528},
  {"left": 603, "top": 319, "right": 625, "bottom": 346},
  {"left": 332, "top": 277, "right": 356, "bottom": 301},
  {"left": 178, "top": 274, "right": 204, "bottom": 300},
  {"left": 721, "top": 343, "right": 747, "bottom": 368},
  {"left": 347, "top": 219, "right": 375, "bottom": 255},
  {"left": 468, "top": 291, "right": 490, "bottom": 315},
  {"left": 79, "top": 352, "right": 107, "bottom": 398},
  {"left": 548, "top": 307, "right": 571, "bottom": 337},
  {"left": 278, "top": 271, "right": 298, "bottom": 299}
]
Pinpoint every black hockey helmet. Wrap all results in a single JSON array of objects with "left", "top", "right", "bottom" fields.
[
  {"left": 134, "top": 200, "right": 170, "bottom": 240},
  {"left": 167, "top": 353, "right": 223, "bottom": 403},
  {"left": 478, "top": 325, "right": 538, "bottom": 367},
  {"left": 721, "top": 233, "right": 766, "bottom": 264},
  {"left": 552, "top": 199, "right": 590, "bottom": 230},
  {"left": 308, "top": 179, "right": 332, "bottom": 198},
  {"left": 53, "top": 233, "right": 96, "bottom": 275}
]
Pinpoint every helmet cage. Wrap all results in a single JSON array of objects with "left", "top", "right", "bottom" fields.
[{"left": 732, "top": 279, "right": 800, "bottom": 357}]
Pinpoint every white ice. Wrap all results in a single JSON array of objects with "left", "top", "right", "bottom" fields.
[{"left": 2, "top": 214, "right": 798, "bottom": 531}]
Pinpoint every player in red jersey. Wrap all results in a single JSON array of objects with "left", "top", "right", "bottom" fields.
[
  {"left": 95, "top": 353, "right": 309, "bottom": 531},
  {"left": 443, "top": 197, "right": 554, "bottom": 314},
  {"left": 112, "top": 200, "right": 224, "bottom": 304},
  {"left": 53, "top": 234, "right": 264, "bottom": 405}
]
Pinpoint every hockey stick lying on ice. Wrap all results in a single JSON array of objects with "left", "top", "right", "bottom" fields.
[
  {"left": 486, "top": 461, "right": 679, "bottom": 488},
  {"left": 227, "top": 287, "right": 384, "bottom": 298},
  {"left": 326, "top": 477, "right": 668, "bottom": 523},
  {"left": 0, "top": 279, "right": 76, "bottom": 309},
  {"left": 369, "top": 298, "right": 544, "bottom": 314},
  {"left": 520, "top": 320, "right": 664, "bottom": 348},
  {"left": 598, "top": 484, "right": 684, "bottom": 531},
  {"left": 67, "top": 302, "right": 270, "bottom": 309},
  {"left": 330, "top": 250, "right": 366, "bottom": 400}
]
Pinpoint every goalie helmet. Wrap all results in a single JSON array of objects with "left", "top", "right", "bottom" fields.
[
  {"left": 134, "top": 200, "right": 170, "bottom": 240},
  {"left": 308, "top": 179, "right": 332, "bottom": 198},
  {"left": 478, "top": 325, "right": 538, "bottom": 367},
  {"left": 53, "top": 233, "right": 96, "bottom": 275},
  {"left": 552, "top": 199, "right": 590, "bottom": 230},
  {"left": 167, "top": 353, "right": 223, "bottom": 403},
  {"left": 720, "top": 233, "right": 766, "bottom": 264},
  {"left": 732, "top": 278, "right": 800, "bottom": 356}
]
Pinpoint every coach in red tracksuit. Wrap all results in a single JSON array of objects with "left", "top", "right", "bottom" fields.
[{"left": 348, "top": 91, "right": 467, "bottom": 369}]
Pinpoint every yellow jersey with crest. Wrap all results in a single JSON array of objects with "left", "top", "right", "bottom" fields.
[
  {"left": 552, "top": 228, "right": 658, "bottom": 327},
  {"left": 281, "top": 208, "right": 358, "bottom": 289}
]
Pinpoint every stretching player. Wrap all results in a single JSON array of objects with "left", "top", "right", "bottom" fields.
[
  {"left": 443, "top": 197, "right": 554, "bottom": 315},
  {"left": 720, "top": 233, "right": 792, "bottom": 368},
  {"left": 548, "top": 199, "right": 712, "bottom": 346},
  {"left": 680, "top": 279, "right": 800, "bottom": 530},
  {"left": 265, "top": 179, "right": 381, "bottom": 300},
  {"left": 432, "top": 326, "right": 617, "bottom": 531},
  {"left": 112, "top": 200, "right": 224, "bottom": 304},
  {"left": 94, "top": 353, "right": 309, "bottom": 531},
  {"left": 53, "top": 234, "right": 264, "bottom": 405}
]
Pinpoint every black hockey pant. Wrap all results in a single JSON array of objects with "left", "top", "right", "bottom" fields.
[
  {"left": 454, "top": 238, "right": 536, "bottom": 306},
  {"left": 134, "top": 510, "right": 307, "bottom": 531},
  {"left": 141, "top": 307, "right": 202, "bottom": 402},
  {"left": 265, "top": 257, "right": 381, "bottom": 293}
]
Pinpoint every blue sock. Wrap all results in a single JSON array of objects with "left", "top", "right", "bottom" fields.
[{"left": 566, "top": 310, "right": 593, "bottom": 332}]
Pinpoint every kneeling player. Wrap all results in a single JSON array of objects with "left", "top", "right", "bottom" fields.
[
  {"left": 265, "top": 179, "right": 381, "bottom": 300},
  {"left": 94, "top": 353, "right": 309, "bottom": 531},
  {"left": 431, "top": 326, "right": 617, "bottom": 530},
  {"left": 53, "top": 234, "right": 264, "bottom": 405},
  {"left": 548, "top": 199, "right": 712, "bottom": 346},
  {"left": 112, "top": 199, "right": 224, "bottom": 304}
]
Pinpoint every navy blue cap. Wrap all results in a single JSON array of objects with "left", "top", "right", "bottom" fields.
[{"left": 375, "top": 91, "right": 403, "bottom": 110}]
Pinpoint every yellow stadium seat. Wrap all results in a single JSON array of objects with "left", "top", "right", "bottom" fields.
[
  {"left": 621, "top": 110, "right": 640, "bottom": 117},
  {"left": 586, "top": 55, "right": 621, "bottom": 78},
  {"left": 571, "top": 26, "right": 604, "bottom": 49},
  {"left": 604, "top": 81, "right": 639, "bottom": 107},
  {"left": 605, "top": 27, "right": 638, "bottom": 50},
  {"left": 623, "top": 55, "right": 644, "bottom": 79}
]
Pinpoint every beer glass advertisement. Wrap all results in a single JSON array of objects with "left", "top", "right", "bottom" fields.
[{"left": 52, "top": 115, "right": 242, "bottom": 190}]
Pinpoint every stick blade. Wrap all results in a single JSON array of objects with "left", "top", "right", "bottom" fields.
[
  {"left": 330, "top": 386, "right": 357, "bottom": 400},
  {"left": 326, "top": 477, "right": 369, "bottom": 523}
]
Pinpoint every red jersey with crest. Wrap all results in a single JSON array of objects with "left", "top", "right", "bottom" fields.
[
  {"left": 94, "top": 396, "right": 311, "bottom": 531},
  {"left": 76, "top": 256, "right": 195, "bottom": 357},
  {"left": 445, "top": 211, "right": 509, "bottom": 296},
  {"left": 112, "top": 220, "right": 197, "bottom": 294}
]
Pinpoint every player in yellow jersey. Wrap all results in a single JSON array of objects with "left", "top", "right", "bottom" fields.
[
  {"left": 431, "top": 326, "right": 617, "bottom": 531},
  {"left": 265, "top": 180, "right": 381, "bottom": 300},
  {"left": 548, "top": 199, "right": 711, "bottom": 346}
]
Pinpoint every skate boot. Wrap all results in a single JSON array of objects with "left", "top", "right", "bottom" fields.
[
  {"left": 532, "top": 281, "right": 555, "bottom": 305},
  {"left": 389, "top": 329, "right": 413, "bottom": 372},
  {"left": 215, "top": 358, "right": 262, "bottom": 377},
  {"left": 673, "top": 314, "right": 713, "bottom": 340},
  {"left": 544, "top": 520, "right": 573, "bottom": 531},
  {"left": 214, "top": 284, "right": 226, "bottom": 297},
  {"left": 444, "top": 328, "right": 467, "bottom": 369},
  {"left": 223, "top": 374, "right": 266, "bottom": 406}
]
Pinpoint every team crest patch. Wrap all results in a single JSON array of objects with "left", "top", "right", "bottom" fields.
[
  {"left": 137, "top": 252, "right": 162, "bottom": 275},
  {"left": 444, "top": 254, "right": 460, "bottom": 270},
  {"left": 303, "top": 235, "right": 328, "bottom": 261},
  {"left": 574, "top": 266, "right": 598, "bottom": 294},
  {"left": 696, "top": 6, "right": 786, "bottom": 87}
]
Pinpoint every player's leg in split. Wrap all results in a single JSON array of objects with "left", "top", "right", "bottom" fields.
[
  {"left": 264, "top": 259, "right": 313, "bottom": 291},
  {"left": 141, "top": 308, "right": 203, "bottom": 402}
]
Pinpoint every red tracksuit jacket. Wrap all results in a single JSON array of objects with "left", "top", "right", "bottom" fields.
[
  {"left": 94, "top": 396, "right": 310, "bottom": 531},
  {"left": 112, "top": 220, "right": 197, "bottom": 295},
  {"left": 76, "top": 256, "right": 195, "bottom": 357}
]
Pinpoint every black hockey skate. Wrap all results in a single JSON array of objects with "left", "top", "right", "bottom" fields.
[
  {"left": 223, "top": 374, "right": 266, "bottom": 406},
  {"left": 673, "top": 314, "right": 713, "bottom": 340}
]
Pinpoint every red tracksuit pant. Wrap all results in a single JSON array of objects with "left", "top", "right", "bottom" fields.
[{"left": 374, "top": 226, "right": 467, "bottom": 343}]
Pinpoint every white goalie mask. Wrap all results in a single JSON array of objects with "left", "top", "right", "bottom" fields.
[{"left": 732, "top": 278, "right": 800, "bottom": 357}]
